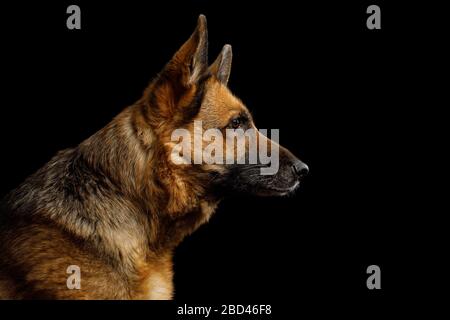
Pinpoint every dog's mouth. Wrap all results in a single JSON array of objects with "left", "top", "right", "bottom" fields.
[
  {"left": 253, "top": 180, "right": 300, "bottom": 197},
  {"left": 212, "top": 163, "right": 305, "bottom": 197}
]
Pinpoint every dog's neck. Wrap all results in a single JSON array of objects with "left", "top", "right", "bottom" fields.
[{"left": 77, "top": 104, "right": 219, "bottom": 252}]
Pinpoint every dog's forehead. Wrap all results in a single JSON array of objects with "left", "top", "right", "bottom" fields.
[{"left": 197, "top": 81, "right": 249, "bottom": 127}]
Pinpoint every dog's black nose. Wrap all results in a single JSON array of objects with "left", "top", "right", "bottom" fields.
[{"left": 292, "top": 161, "right": 309, "bottom": 178}]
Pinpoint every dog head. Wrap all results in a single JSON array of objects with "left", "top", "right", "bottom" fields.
[{"left": 143, "top": 15, "right": 308, "bottom": 197}]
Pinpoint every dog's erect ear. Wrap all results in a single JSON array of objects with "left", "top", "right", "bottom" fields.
[
  {"left": 146, "top": 15, "right": 209, "bottom": 122},
  {"left": 164, "top": 14, "right": 208, "bottom": 87},
  {"left": 209, "top": 44, "right": 232, "bottom": 85}
]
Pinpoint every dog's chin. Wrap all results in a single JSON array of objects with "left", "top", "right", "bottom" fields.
[
  {"left": 215, "top": 166, "right": 303, "bottom": 197},
  {"left": 251, "top": 180, "right": 300, "bottom": 197}
]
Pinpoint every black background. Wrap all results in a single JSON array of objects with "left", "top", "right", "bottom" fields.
[{"left": 0, "top": 0, "right": 445, "bottom": 317}]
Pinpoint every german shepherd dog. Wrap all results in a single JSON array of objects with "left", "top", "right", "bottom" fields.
[{"left": 0, "top": 15, "right": 308, "bottom": 299}]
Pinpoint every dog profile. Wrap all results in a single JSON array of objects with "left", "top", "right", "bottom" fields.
[{"left": 0, "top": 15, "right": 308, "bottom": 299}]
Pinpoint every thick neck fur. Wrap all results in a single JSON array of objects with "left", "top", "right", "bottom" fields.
[{"left": 5, "top": 102, "right": 218, "bottom": 270}]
